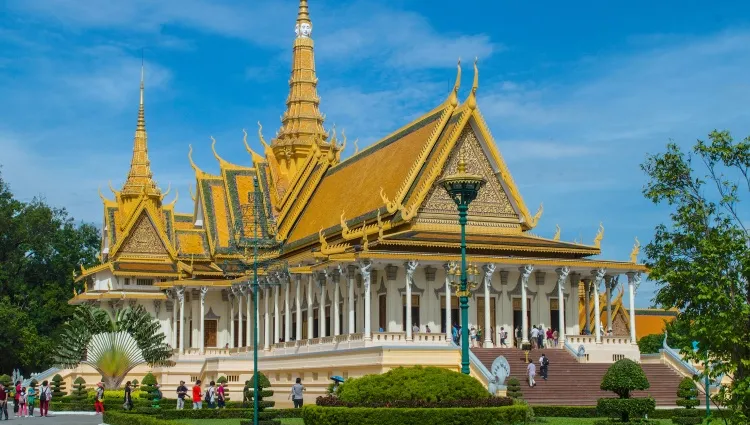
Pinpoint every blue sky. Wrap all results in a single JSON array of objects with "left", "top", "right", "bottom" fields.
[{"left": 2, "top": 0, "right": 749, "bottom": 307}]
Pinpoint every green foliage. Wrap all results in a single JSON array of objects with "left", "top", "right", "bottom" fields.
[
  {"left": 103, "top": 411, "right": 179, "bottom": 425},
  {"left": 217, "top": 376, "right": 230, "bottom": 401},
  {"left": 673, "top": 378, "right": 702, "bottom": 425},
  {"left": 139, "top": 373, "right": 158, "bottom": 400},
  {"left": 0, "top": 170, "right": 100, "bottom": 375},
  {"left": 336, "top": 366, "right": 488, "bottom": 405},
  {"left": 132, "top": 379, "right": 140, "bottom": 390},
  {"left": 245, "top": 372, "right": 274, "bottom": 411},
  {"left": 30, "top": 379, "right": 38, "bottom": 388},
  {"left": 301, "top": 404, "right": 531, "bottom": 425},
  {"left": 0, "top": 374, "right": 11, "bottom": 387},
  {"left": 637, "top": 334, "right": 665, "bottom": 354},
  {"left": 71, "top": 377, "right": 88, "bottom": 401},
  {"left": 600, "top": 359, "right": 650, "bottom": 399},
  {"left": 51, "top": 374, "right": 67, "bottom": 397},
  {"left": 506, "top": 377, "right": 523, "bottom": 399},
  {"left": 597, "top": 397, "right": 656, "bottom": 422},
  {"left": 55, "top": 305, "right": 173, "bottom": 389},
  {"left": 641, "top": 130, "right": 750, "bottom": 423}
]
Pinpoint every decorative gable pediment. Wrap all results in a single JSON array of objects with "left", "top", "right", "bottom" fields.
[{"left": 117, "top": 211, "right": 170, "bottom": 258}]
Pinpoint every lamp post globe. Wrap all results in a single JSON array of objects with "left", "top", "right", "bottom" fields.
[{"left": 439, "top": 155, "right": 486, "bottom": 375}]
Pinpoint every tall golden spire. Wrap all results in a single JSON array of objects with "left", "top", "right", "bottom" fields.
[
  {"left": 272, "top": 0, "right": 327, "bottom": 152},
  {"left": 121, "top": 64, "right": 160, "bottom": 197}
]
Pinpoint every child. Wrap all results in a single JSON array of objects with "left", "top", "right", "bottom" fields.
[
  {"left": 26, "top": 385, "right": 36, "bottom": 417},
  {"left": 18, "top": 387, "right": 28, "bottom": 417}
]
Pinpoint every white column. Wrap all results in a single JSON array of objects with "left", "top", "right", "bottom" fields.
[
  {"left": 229, "top": 291, "right": 235, "bottom": 349},
  {"left": 556, "top": 267, "right": 569, "bottom": 346},
  {"left": 319, "top": 274, "right": 326, "bottom": 338},
  {"left": 246, "top": 285, "right": 251, "bottom": 347},
  {"left": 307, "top": 275, "right": 314, "bottom": 339},
  {"left": 199, "top": 286, "right": 207, "bottom": 354},
  {"left": 177, "top": 287, "right": 185, "bottom": 354},
  {"left": 483, "top": 264, "right": 496, "bottom": 347},
  {"left": 295, "top": 275, "right": 302, "bottom": 340},
  {"left": 347, "top": 265, "right": 355, "bottom": 334},
  {"left": 520, "top": 265, "right": 534, "bottom": 344},
  {"left": 592, "top": 269, "right": 606, "bottom": 343},
  {"left": 444, "top": 263, "right": 452, "bottom": 342},
  {"left": 237, "top": 289, "right": 244, "bottom": 348},
  {"left": 606, "top": 275, "right": 616, "bottom": 333},
  {"left": 627, "top": 272, "right": 640, "bottom": 344},
  {"left": 264, "top": 286, "right": 271, "bottom": 350},
  {"left": 333, "top": 272, "right": 341, "bottom": 336},
  {"left": 171, "top": 291, "right": 178, "bottom": 349},
  {"left": 273, "top": 285, "right": 280, "bottom": 343},
  {"left": 583, "top": 279, "right": 591, "bottom": 333},
  {"left": 405, "top": 261, "right": 418, "bottom": 341},
  {"left": 284, "top": 277, "right": 291, "bottom": 341},
  {"left": 359, "top": 261, "right": 372, "bottom": 341}
]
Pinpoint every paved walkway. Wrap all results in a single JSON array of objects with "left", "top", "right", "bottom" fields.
[{"left": 1, "top": 413, "right": 102, "bottom": 424}]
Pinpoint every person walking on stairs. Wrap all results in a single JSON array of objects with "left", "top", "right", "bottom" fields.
[
  {"left": 539, "top": 353, "right": 549, "bottom": 380},
  {"left": 527, "top": 359, "right": 536, "bottom": 387}
]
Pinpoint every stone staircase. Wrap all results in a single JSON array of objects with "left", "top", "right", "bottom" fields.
[{"left": 472, "top": 347, "right": 702, "bottom": 407}]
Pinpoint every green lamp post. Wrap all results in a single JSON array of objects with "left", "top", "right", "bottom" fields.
[{"left": 439, "top": 154, "right": 486, "bottom": 375}]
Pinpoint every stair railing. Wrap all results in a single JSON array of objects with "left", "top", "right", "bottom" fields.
[
  {"left": 454, "top": 339, "right": 496, "bottom": 394},
  {"left": 660, "top": 331, "right": 722, "bottom": 389},
  {"left": 563, "top": 340, "right": 587, "bottom": 362}
]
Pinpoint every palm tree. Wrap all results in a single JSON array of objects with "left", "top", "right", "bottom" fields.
[{"left": 56, "top": 305, "right": 173, "bottom": 389}]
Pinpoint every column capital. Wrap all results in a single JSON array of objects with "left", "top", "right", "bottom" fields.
[
  {"left": 347, "top": 264, "right": 358, "bottom": 278},
  {"left": 626, "top": 272, "right": 642, "bottom": 293},
  {"left": 404, "top": 260, "right": 418, "bottom": 284},
  {"left": 569, "top": 272, "right": 581, "bottom": 285},
  {"left": 175, "top": 286, "right": 185, "bottom": 301},
  {"left": 519, "top": 265, "right": 534, "bottom": 287},
  {"left": 482, "top": 264, "right": 496, "bottom": 288},
  {"left": 605, "top": 274, "right": 619, "bottom": 290},
  {"left": 556, "top": 267, "right": 570, "bottom": 290},
  {"left": 591, "top": 268, "right": 607, "bottom": 282},
  {"left": 200, "top": 286, "right": 208, "bottom": 303}
]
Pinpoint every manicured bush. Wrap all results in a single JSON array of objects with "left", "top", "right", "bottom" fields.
[
  {"left": 71, "top": 377, "right": 88, "bottom": 402},
  {"left": 51, "top": 374, "right": 67, "bottom": 397},
  {"left": 673, "top": 378, "right": 702, "bottom": 425},
  {"left": 217, "top": 375, "right": 230, "bottom": 402},
  {"left": 104, "top": 411, "right": 179, "bottom": 425},
  {"left": 131, "top": 379, "right": 140, "bottom": 390},
  {"left": 139, "top": 373, "right": 158, "bottom": 400},
  {"left": 245, "top": 372, "right": 274, "bottom": 411},
  {"left": 301, "top": 404, "right": 531, "bottom": 425},
  {"left": 506, "top": 377, "right": 523, "bottom": 399},
  {"left": 637, "top": 334, "right": 664, "bottom": 354},
  {"left": 315, "top": 394, "right": 512, "bottom": 408},
  {"left": 597, "top": 359, "right": 654, "bottom": 423},
  {"left": 336, "top": 366, "right": 489, "bottom": 404},
  {"left": 0, "top": 375, "right": 11, "bottom": 387}
]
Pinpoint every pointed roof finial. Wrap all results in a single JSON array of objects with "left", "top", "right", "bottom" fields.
[
  {"left": 297, "top": 0, "right": 311, "bottom": 26},
  {"left": 122, "top": 57, "right": 159, "bottom": 197},
  {"left": 466, "top": 57, "right": 479, "bottom": 110},
  {"left": 448, "top": 58, "right": 461, "bottom": 107}
]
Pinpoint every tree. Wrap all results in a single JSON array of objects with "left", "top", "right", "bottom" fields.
[
  {"left": 55, "top": 305, "right": 173, "bottom": 389},
  {"left": 139, "top": 373, "right": 158, "bottom": 401},
  {"left": 51, "top": 374, "right": 67, "bottom": 397},
  {"left": 71, "top": 377, "right": 88, "bottom": 402},
  {"left": 597, "top": 359, "right": 655, "bottom": 423},
  {"left": 0, "top": 168, "right": 99, "bottom": 375},
  {"left": 506, "top": 377, "right": 523, "bottom": 400},
  {"left": 642, "top": 130, "right": 750, "bottom": 423},
  {"left": 673, "top": 378, "right": 702, "bottom": 425},
  {"left": 245, "top": 372, "right": 274, "bottom": 411},
  {"left": 637, "top": 334, "right": 665, "bottom": 354}
]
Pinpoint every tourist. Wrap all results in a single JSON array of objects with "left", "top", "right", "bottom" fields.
[
  {"left": 451, "top": 323, "right": 459, "bottom": 344},
  {"left": 18, "top": 387, "right": 27, "bottom": 418},
  {"left": 0, "top": 383, "right": 8, "bottom": 420},
  {"left": 539, "top": 353, "right": 549, "bottom": 380},
  {"left": 526, "top": 359, "right": 536, "bottom": 387},
  {"left": 205, "top": 381, "right": 217, "bottom": 409},
  {"left": 123, "top": 381, "right": 133, "bottom": 410},
  {"left": 94, "top": 382, "right": 105, "bottom": 415},
  {"left": 26, "top": 384, "right": 36, "bottom": 417},
  {"left": 425, "top": 325, "right": 431, "bottom": 333},
  {"left": 546, "top": 328, "right": 554, "bottom": 348},
  {"left": 176, "top": 381, "right": 188, "bottom": 410},
  {"left": 217, "top": 382, "right": 227, "bottom": 408},
  {"left": 537, "top": 325, "right": 544, "bottom": 349},
  {"left": 412, "top": 324, "right": 419, "bottom": 334},
  {"left": 490, "top": 326, "right": 494, "bottom": 346},
  {"left": 39, "top": 380, "right": 51, "bottom": 417},
  {"left": 530, "top": 326, "right": 539, "bottom": 349},
  {"left": 514, "top": 327, "right": 521, "bottom": 348},
  {"left": 499, "top": 327, "right": 508, "bottom": 347},
  {"left": 289, "top": 377, "right": 305, "bottom": 408},
  {"left": 13, "top": 381, "right": 20, "bottom": 416},
  {"left": 552, "top": 329, "right": 559, "bottom": 346},
  {"left": 469, "top": 326, "right": 477, "bottom": 348},
  {"left": 192, "top": 380, "right": 203, "bottom": 409}
]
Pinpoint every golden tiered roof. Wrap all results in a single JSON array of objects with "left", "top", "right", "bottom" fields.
[{"left": 73, "top": 0, "right": 646, "bottom": 302}]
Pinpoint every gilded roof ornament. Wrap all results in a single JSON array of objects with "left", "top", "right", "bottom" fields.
[
  {"left": 448, "top": 58, "right": 461, "bottom": 107},
  {"left": 593, "top": 222, "right": 605, "bottom": 248},
  {"left": 340, "top": 210, "right": 350, "bottom": 235},
  {"left": 379, "top": 187, "right": 399, "bottom": 214},
  {"left": 257, "top": 122, "right": 272, "bottom": 151},
  {"left": 529, "top": 203, "right": 543, "bottom": 227},
  {"left": 630, "top": 237, "right": 640, "bottom": 263},
  {"left": 243, "top": 128, "right": 264, "bottom": 163},
  {"left": 353, "top": 139, "right": 359, "bottom": 155},
  {"left": 188, "top": 144, "right": 207, "bottom": 177},
  {"left": 108, "top": 180, "right": 120, "bottom": 197},
  {"left": 98, "top": 186, "right": 112, "bottom": 204},
  {"left": 166, "top": 190, "right": 179, "bottom": 208},
  {"left": 553, "top": 224, "right": 561, "bottom": 241},
  {"left": 466, "top": 58, "right": 479, "bottom": 110},
  {"left": 189, "top": 185, "right": 196, "bottom": 202}
]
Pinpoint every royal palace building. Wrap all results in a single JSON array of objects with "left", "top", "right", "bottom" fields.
[{"left": 63, "top": 0, "right": 674, "bottom": 402}]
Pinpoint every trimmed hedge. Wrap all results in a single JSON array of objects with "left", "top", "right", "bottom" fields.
[
  {"left": 597, "top": 397, "right": 656, "bottom": 421},
  {"left": 104, "top": 412, "right": 178, "bottom": 425},
  {"left": 506, "top": 377, "right": 523, "bottom": 399},
  {"left": 302, "top": 404, "right": 530, "bottom": 425},
  {"left": 337, "top": 366, "right": 488, "bottom": 404},
  {"left": 316, "top": 394, "right": 513, "bottom": 408}
]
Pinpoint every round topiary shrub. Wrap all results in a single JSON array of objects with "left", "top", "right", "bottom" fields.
[
  {"left": 51, "top": 374, "right": 67, "bottom": 397},
  {"left": 672, "top": 378, "right": 701, "bottom": 425},
  {"left": 0, "top": 375, "right": 11, "bottom": 387},
  {"left": 336, "top": 366, "right": 489, "bottom": 405},
  {"left": 597, "top": 359, "right": 654, "bottom": 423},
  {"left": 506, "top": 377, "right": 523, "bottom": 400},
  {"left": 139, "top": 373, "right": 158, "bottom": 400},
  {"left": 71, "top": 377, "right": 88, "bottom": 402},
  {"left": 245, "top": 372, "right": 274, "bottom": 411},
  {"left": 131, "top": 379, "right": 140, "bottom": 390}
]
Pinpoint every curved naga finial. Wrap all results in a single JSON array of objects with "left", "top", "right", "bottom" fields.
[
  {"left": 340, "top": 210, "right": 350, "bottom": 234},
  {"left": 448, "top": 58, "right": 461, "bottom": 107},
  {"left": 161, "top": 182, "right": 172, "bottom": 200},
  {"left": 108, "top": 180, "right": 119, "bottom": 197},
  {"left": 98, "top": 186, "right": 112, "bottom": 203},
  {"left": 257, "top": 122, "right": 271, "bottom": 151},
  {"left": 166, "top": 190, "right": 179, "bottom": 207},
  {"left": 188, "top": 144, "right": 199, "bottom": 173},
  {"left": 379, "top": 187, "right": 399, "bottom": 214},
  {"left": 553, "top": 224, "right": 561, "bottom": 241},
  {"left": 593, "top": 222, "right": 605, "bottom": 248},
  {"left": 353, "top": 139, "right": 360, "bottom": 155},
  {"left": 630, "top": 237, "right": 640, "bottom": 263},
  {"left": 188, "top": 185, "right": 196, "bottom": 202},
  {"left": 243, "top": 128, "right": 263, "bottom": 163},
  {"left": 466, "top": 57, "right": 479, "bottom": 110},
  {"left": 210, "top": 136, "right": 227, "bottom": 166},
  {"left": 529, "top": 203, "right": 543, "bottom": 227}
]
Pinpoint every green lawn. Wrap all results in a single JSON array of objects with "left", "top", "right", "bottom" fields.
[
  {"left": 539, "top": 419, "right": 675, "bottom": 425},
  {"left": 176, "top": 419, "right": 303, "bottom": 425}
]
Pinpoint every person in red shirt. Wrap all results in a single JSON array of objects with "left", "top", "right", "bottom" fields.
[
  {"left": 0, "top": 383, "right": 9, "bottom": 421},
  {"left": 14, "top": 381, "right": 21, "bottom": 416},
  {"left": 192, "top": 380, "right": 202, "bottom": 409}
]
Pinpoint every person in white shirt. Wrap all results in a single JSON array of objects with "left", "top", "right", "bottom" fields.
[
  {"left": 412, "top": 324, "right": 419, "bottom": 334},
  {"left": 526, "top": 360, "right": 536, "bottom": 387},
  {"left": 530, "top": 327, "right": 539, "bottom": 349}
]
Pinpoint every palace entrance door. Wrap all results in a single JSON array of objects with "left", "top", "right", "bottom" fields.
[
  {"left": 549, "top": 298, "right": 560, "bottom": 334},
  {"left": 512, "top": 298, "right": 531, "bottom": 342},
  {"left": 204, "top": 319, "right": 218, "bottom": 347},
  {"left": 440, "top": 296, "right": 460, "bottom": 333}
]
